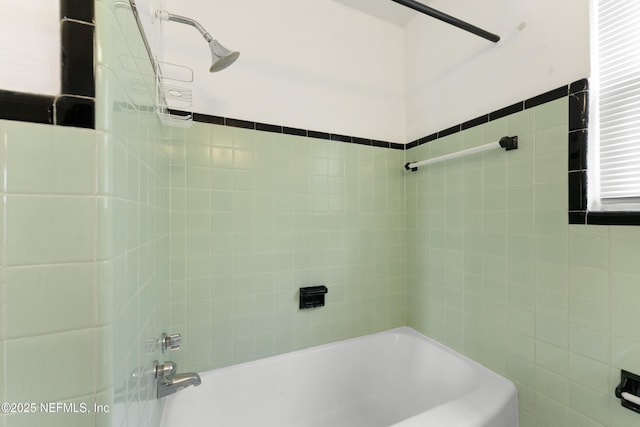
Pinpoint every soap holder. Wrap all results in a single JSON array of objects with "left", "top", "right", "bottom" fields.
[{"left": 299, "top": 286, "right": 328, "bottom": 309}]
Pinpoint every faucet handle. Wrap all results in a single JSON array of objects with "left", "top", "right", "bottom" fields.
[
  {"left": 161, "top": 333, "right": 182, "bottom": 352},
  {"left": 155, "top": 361, "right": 177, "bottom": 379}
]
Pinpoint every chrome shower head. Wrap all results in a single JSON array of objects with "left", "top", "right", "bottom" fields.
[
  {"left": 158, "top": 10, "right": 239, "bottom": 73},
  {"left": 208, "top": 40, "right": 240, "bottom": 73}
]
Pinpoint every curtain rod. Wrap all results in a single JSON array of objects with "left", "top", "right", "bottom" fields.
[
  {"left": 391, "top": 0, "right": 500, "bottom": 43},
  {"left": 404, "top": 136, "right": 517, "bottom": 171}
]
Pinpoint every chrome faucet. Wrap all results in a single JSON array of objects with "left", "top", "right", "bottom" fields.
[{"left": 155, "top": 361, "right": 202, "bottom": 398}]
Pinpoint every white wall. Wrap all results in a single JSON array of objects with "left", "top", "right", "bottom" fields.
[
  {"left": 404, "top": 0, "right": 590, "bottom": 141},
  {"left": 149, "top": 0, "right": 407, "bottom": 143},
  {"left": 0, "top": 0, "right": 60, "bottom": 95},
  {"left": 138, "top": 0, "right": 591, "bottom": 143}
]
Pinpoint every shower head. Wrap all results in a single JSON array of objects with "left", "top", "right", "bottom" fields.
[
  {"left": 208, "top": 39, "right": 240, "bottom": 73},
  {"left": 157, "top": 10, "right": 239, "bottom": 73}
]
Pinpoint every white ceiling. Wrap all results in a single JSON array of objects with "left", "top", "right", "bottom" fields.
[{"left": 331, "top": 0, "right": 420, "bottom": 27}]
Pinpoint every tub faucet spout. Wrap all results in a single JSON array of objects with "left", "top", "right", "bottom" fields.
[{"left": 156, "top": 361, "right": 201, "bottom": 398}]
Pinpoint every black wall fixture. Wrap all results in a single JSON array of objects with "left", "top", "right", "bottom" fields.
[
  {"left": 615, "top": 370, "right": 640, "bottom": 415},
  {"left": 299, "top": 286, "right": 328, "bottom": 309}
]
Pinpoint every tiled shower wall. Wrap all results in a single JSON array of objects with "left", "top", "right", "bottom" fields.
[
  {"left": 168, "top": 123, "right": 406, "bottom": 371},
  {"left": 0, "top": 121, "right": 102, "bottom": 427},
  {"left": 406, "top": 98, "right": 640, "bottom": 427},
  {"left": 0, "top": 1, "right": 173, "bottom": 426},
  {"left": 96, "top": 0, "right": 171, "bottom": 426},
  {"left": 96, "top": 1, "right": 173, "bottom": 427}
]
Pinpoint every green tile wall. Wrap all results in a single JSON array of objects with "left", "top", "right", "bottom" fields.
[
  {"left": 168, "top": 124, "right": 407, "bottom": 371},
  {"left": 2, "top": 7, "right": 639, "bottom": 427},
  {"left": 95, "top": 1, "right": 172, "bottom": 427},
  {"left": 1, "top": 1, "right": 172, "bottom": 426},
  {"left": 0, "top": 121, "right": 102, "bottom": 427},
  {"left": 406, "top": 98, "right": 640, "bottom": 427}
]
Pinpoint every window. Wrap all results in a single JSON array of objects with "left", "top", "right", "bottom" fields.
[{"left": 589, "top": 0, "right": 640, "bottom": 212}]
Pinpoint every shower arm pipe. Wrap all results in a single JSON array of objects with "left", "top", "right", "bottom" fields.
[
  {"left": 157, "top": 11, "right": 213, "bottom": 43},
  {"left": 390, "top": 0, "right": 500, "bottom": 43},
  {"left": 404, "top": 136, "right": 517, "bottom": 171}
]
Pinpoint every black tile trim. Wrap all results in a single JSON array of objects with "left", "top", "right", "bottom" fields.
[
  {"left": 489, "top": 102, "right": 524, "bottom": 121},
  {"left": 524, "top": 85, "right": 568, "bottom": 109},
  {"left": 331, "top": 134, "right": 352, "bottom": 143},
  {"left": 256, "top": 122, "right": 282, "bottom": 133},
  {"left": 568, "top": 79, "right": 590, "bottom": 225},
  {"left": 0, "top": 90, "right": 54, "bottom": 125},
  {"left": 462, "top": 115, "right": 489, "bottom": 130},
  {"left": 372, "top": 140, "right": 390, "bottom": 148},
  {"left": 421, "top": 133, "right": 438, "bottom": 144},
  {"left": 568, "top": 171, "right": 587, "bottom": 211},
  {"left": 186, "top": 111, "right": 407, "bottom": 150},
  {"left": 61, "top": 20, "right": 95, "bottom": 98},
  {"left": 569, "top": 91, "right": 589, "bottom": 132},
  {"left": 586, "top": 212, "right": 640, "bottom": 226},
  {"left": 570, "top": 79, "right": 589, "bottom": 94},
  {"left": 308, "top": 130, "right": 331, "bottom": 140},
  {"left": 60, "top": 0, "right": 94, "bottom": 23},
  {"left": 183, "top": 80, "right": 586, "bottom": 153},
  {"left": 55, "top": 96, "right": 95, "bottom": 128},
  {"left": 353, "top": 137, "right": 372, "bottom": 146},
  {"left": 192, "top": 112, "right": 224, "bottom": 125},
  {"left": 568, "top": 211, "right": 587, "bottom": 224},
  {"left": 283, "top": 126, "right": 307, "bottom": 137},
  {"left": 189, "top": 110, "right": 406, "bottom": 150},
  {"left": 163, "top": 80, "right": 596, "bottom": 156},
  {"left": 226, "top": 118, "right": 255, "bottom": 129},
  {"left": 568, "top": 130, "right": 588, "bottom": 171},
  {"left": 438, "top": 124, "right": 461, "bottom": 138},
  {"left": 407, "top": 84, "right": 573, "bottom": 150},
  {"left": 565, "top": 78, "right": 640, "bottom": 225}
]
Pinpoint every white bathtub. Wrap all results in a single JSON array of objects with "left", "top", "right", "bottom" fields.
[{"left": 160, "top": 327, "right": 518, "bottom": 427}]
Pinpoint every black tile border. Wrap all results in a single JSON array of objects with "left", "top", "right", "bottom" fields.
[
  {"left": 490, "top": 102, "right": 524, "bottom": 121},
  {"left": 55, "top": 96, "right": 95, "bottom": 129},
  {"left": 568, "top": 81, "right": 589, "bottom": 224},
  {"left": 283, "top": 126, "right": 306, "bottom": 137},
  {"left": 462, "top": 115, "right": 489, "bottom": 130},
  {"left": 308, "top": 130, "right": 331, "bottom": 140},
  {"left": 0, "top": 0, "right": 95, "bottom": 128},
  {"left": 525, "top": 85, "right": 569, "bottom": 109},
  {"left": 0, "top": 91, "right": 54, "bottom": 125},
  {"left": 566, "top": 79, "right": 640, "bottom": 226},
  {"left": 183, "top": 111, "right": 404, "bottom": 150},
  {"left": 61, "top": 20, "right": 95, "bottom": 98},
  {"left": 256, "top": 122, "right": 282, "bottom": 134},
  {"left": 191, "top": 112, "right": 223, "bottom": 125},
  {"left": 587, "top": 212, "right": 640, "bottom": 226},
  {"left": 60, "top": 0, "right": 94, "bottom": 23},
  {"left": 175, "top": 81, "right": 575, "bottom": 154},
  {"left": 438, "top": 124, "right": 461, "bottom": 138},
  {"left": 226, "top": 118, "right": 254, "bottom": 130},
  {"left": 406, "top": 84, "right": 569, "bottom": 151}
]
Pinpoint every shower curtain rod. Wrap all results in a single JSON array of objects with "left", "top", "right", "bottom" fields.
[
  {"left": 404, "top": 136, "right": 517, "bottom": 171},
  {"left": 391, "top": 0, "right": 500, "bottom": 43}
]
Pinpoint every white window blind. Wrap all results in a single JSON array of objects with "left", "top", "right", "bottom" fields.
[{"left": 591, "top": 0, "right": 640, "bottom": 210}]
